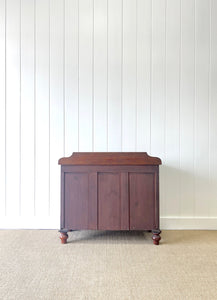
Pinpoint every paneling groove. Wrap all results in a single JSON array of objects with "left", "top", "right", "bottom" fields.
[
  {"left": 64, "top": 0, "right": 79, "bottom": 154},
  {"left": 0, "top": 0, "right": 6, "bottom": 216},
  {"left": 6, "top": 0, "right": 21, "bottom": 216},
  {"left": 35, "top": 0, "right": 50, "bottom": 217},
  {"left": 107, "top": 0, "right": 122, "bottom": 151},
  {"left": 20, "top": 0, "right": 35, "bottom": 217},
  {"left": 180, "top": 0, "right": 195, "bottom": 216},
  {"left": 0, "top": 0, "right": 217, "bottom": 229},
  {"left": 210, "top": 0, "right": 217, "bottom": 217}
]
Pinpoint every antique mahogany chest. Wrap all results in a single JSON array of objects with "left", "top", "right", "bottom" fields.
[{"left": 58, "top": 152, "right": 162, "bottom": 245}]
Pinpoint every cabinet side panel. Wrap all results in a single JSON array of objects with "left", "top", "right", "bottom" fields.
[
  {"left": 60, "top": 170, "right": 65, "bottom": 229},
  {"left": 129, "top": 172, "right": 155, "bottom": 230},
  {"left": 155, "top": 170, "right": 160, "bottom": 229},
  {"left": 64, "top": 173, "right": 88, "bottom": 229},
  {"left": 98, "top": 173, "right": 121, "bottom": 230}
]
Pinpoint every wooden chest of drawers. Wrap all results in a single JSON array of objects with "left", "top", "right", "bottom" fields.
[{"left": 58, "top": 152, "right": 162, "bottom": 245}]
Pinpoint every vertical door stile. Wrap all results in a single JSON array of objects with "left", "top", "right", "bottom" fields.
[
  {"left": 120, "top": 172, "right": 129, "bottom": 230},
  {"left": 88, "top": 171, "right": 98, "bottom": 229}
]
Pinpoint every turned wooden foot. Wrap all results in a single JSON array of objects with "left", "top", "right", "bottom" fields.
[
  {"left": 152, "top": 230, "right": 161, "bottom": 245},
  {"left": 60, "top": 232, "right": 68, "bottom": 244}
]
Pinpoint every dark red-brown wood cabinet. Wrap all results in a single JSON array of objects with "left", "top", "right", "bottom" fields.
[{"left": 58, "top": 152, "right": 162, "bottom": 245}]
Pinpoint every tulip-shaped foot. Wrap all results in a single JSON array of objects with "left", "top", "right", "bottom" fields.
[
  {"left": 59, "top": 231, "right": 68, "bottom": 244},
  {"left": 152, "top": 230, "right": 161, "bottom": 245}
]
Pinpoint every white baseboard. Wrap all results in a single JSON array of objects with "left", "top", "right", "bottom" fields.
[
  {"left": 160, "top": 217, "right": 217, "bottom": 230},
  {"left": 0, "top": 216, "right": 217, "bottom": 230}
]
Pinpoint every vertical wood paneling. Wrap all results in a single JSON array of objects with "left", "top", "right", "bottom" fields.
[
  {"left": 0, "top": 0, "right": 6, "bottom": 216},
  {"left": 20, "top": 0, "right": 35, "bottom": 216},
  {"left": 165, "top": 0, "right": 181, "bottom": 216},
  {"left": 151, "top": 0, "right": 166, "bottom": 158},
  {"left": 65, "top": 0, "right": 79, "bottom": 155},
  {"left": 122, "top": 0, "right": 137, "bottom": 151},
  {"left": 79, "top": 0, "right": 93, "bottom": 151},
  {"left": 151, "top": 0, "right": 166, "bottom": 216},
  {"left": 107, "top": 0, "right": 122, "bottom": 151},
  {"left": 180, "top": 0, "right": 195, "bottom": 216},
  {"left": 209, "top": 0, "right": 217, "bottom": 216},
  {"left": 136, "top": 0, "right": 151, "bottom": 152},
  {"left": 194, "top": 0, "right": 210, "bottom": 217},
  {"left": 50, "top": 0, "right": 64, "bottom": 217},
  {"left": 1, "top": 0, "right": 217, "bottom": 229},
  {"left": 5, "top": 0, "right": 20, "bottom": 216},
  {"left": 35, "top": 0, "right": 50, "bottom": 217},
  {"left": 93, "top": 0, "right": 107, "bottom": 151}
]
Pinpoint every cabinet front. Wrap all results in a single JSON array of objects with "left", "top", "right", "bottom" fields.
[{"left": 62, "top": 167, "right": 158, "bottom": 231}]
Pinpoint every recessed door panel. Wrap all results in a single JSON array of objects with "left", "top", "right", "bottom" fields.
[
  {"left": 129, "top": 172, "right": 155, "bottom": 230},
  {"left": 64, "top": 173, "right": 93, "bottom": 229},
  {"left": 98, "top": 173, "right": 120, "bottom": 230},
  {"left": 98, "top": 172, "right": 129, "bottom": 230}
]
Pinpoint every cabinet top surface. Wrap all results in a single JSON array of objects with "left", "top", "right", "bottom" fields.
[{"left": 58, "top": 152, "right": 162, "bottom": 166}]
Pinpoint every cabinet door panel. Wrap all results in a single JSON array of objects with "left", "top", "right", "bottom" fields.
[
  {"left": 98, "top": 173, "right": 120, "bottom": 230},
  {"left": 129, "top": 172, "right": 155, "bottom": 230},
  {"left": 64, "top": 173, "right": 92, "bottom": 229},
  {"left": 98, "top": 172, "right": 129, "bottom": 230}
]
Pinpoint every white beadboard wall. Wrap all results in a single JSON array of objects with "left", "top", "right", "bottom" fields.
[{"left": 0, "top": 0, "right": 217, "bottom": 229}]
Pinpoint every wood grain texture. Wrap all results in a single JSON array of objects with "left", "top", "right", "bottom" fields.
[
  {"left": 64, "top": 173, "right": 89, "bottom": 229},
  {"left": 59, "top": 152, "right": 162, "bottom": 165},
  {"left": 98, "top": 172, "right": 121, "bottom": 230},
  {"left": 88, "top": 172, "right": 97, "bottom": 229},
  {"left": 120, "top": 172, "right": 129, "bottom": 230},
  {"left": 129, "top": 172, "right": 156, "bottom": 230}
]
